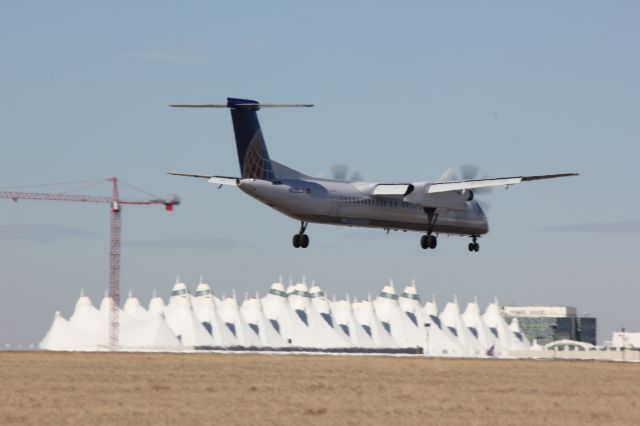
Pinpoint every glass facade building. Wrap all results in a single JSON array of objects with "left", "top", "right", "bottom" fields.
[
  {"left": 503, "top": 306, "right": 596, "bottom": 345},
  {"left": 576, "top": 317, "right": 597, "bottom": 345}
]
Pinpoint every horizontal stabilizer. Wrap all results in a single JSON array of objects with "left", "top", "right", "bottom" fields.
[
  {"left": 167, "top": 172, "right": 213, "bottom": 179},
  {"left": 167, "top": 172, "right": 239, "bottom": 186},
  {"left": 170, "top": 103, "right": 313, "bottom": 109}
]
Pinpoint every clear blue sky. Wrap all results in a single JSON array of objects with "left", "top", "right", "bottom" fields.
[{"left": 1, "top": 1, "right": 638, "bottom": 345}]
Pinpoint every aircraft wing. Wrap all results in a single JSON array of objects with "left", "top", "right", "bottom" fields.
[
  {"left": 167, "top": 172, "right": 239, "bottom": 186},
  {"left": 426, "top": 173, "right": 579, "bottom": 193},
  {"left": 363, "top": 172, "right": 578, "bottom": 210}
]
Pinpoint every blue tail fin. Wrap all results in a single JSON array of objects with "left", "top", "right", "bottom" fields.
[
  {"left": 170, "top": 98, "right": 312, "bottom": 180},
  {"left": 227, "top": 98, "right": 275, "bottom": 180}
]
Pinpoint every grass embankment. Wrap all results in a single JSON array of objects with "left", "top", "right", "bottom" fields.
[{"left": 1, "top": 352, "right": 639, "bottom": 425}]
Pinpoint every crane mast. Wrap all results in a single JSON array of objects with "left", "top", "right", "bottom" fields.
[
  {"left": 0, "top": 177, "right": 179, "bottom": 350},
  {"left": 109, "top": 177, "right": 121, "bottom": 350}
]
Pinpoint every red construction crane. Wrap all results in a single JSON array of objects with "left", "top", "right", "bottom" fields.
[{"left": 0, "top": 177, "right": 179, "bottom": 350}]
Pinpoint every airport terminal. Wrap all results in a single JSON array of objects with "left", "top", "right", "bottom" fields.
[{"left": 37, "top": 277, "right": 638, "bottom": 361}]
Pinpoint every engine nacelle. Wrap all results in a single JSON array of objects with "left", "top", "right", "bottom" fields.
[
  {"left": 364, "top": 182, "right": 476, "bottom": 210},
  {"left": 401, "top": 182, "right": 470, "bottom": 210}
]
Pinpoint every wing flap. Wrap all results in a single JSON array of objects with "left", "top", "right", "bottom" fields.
[{"left": 372, "top": 184, "right": 413, "bottom": 196}]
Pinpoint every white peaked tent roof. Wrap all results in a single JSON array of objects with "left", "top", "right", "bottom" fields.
[
  {"left": 261, "top": 281, "right": 298, "bottom": 344},
  {"left": 424, "top": 299, "right": 439, "bottom": 319},
  {"left": 41, "top": 292, "right": 180, "bottom": 351},
  {"left": 113, "top": 294, "right": 180, "bottom": 348},
  {"left": 192, "top": 282, "right": 239, "bottom": 347},
  {"left": 286, "top": 282, "right": 349, "bottom": 348},
  {"left": 398, "top": 282, "right": 429, "bottom": 346},
  {"left": 218, "top": 294, "right": 262, "bottom": 347},
  {"left": 399, "top": 282, "right": 423, "bottom": 320},
  {"left": 330, "top": 298, "right": 375, "bottom": 348},
  {"left": 120, "top": 292, "right": 181, "bottom": 349},
  {"left": 373, "top": 281, "right": 418, "bottom": 347},
  {"left": 261, "top": 280, "right": 347, "bottom": 348},
  {"left": 97, "top": 295, "right": 154, "bottom": 344},
  {"left": 99, "top": 296, "right": 124, "bottom": 318},
  {"left": 40, "top": 311, "right": 101, "bottom": 351},
  {"left": 483, "top": 301, "right": 518, "bottom": 352},
  {"left": 148, "top": 294, "right": 165, "bottom": 317},
  {"left": 285, "top": 282, "right": 296, "bottom": 296},
  {"left": 164, "top": 281, "right": 215, "bottom": 347},
  {"left": 462, "top": 299, "right": 506, "bottom": 357},
  {"left": 422, "top": 299, "right": 466, "bottom": 356},
  {"left": 240, "top": 297, "right": 286, "bottom": 347},
  {"left": 352, "top": 299, "right": 397, "bottom": 348},
  {"left": 310, "top": 284, "right": 351, "bottom": 343},
  {"left": 440, "top": 298, "right": 483, "bottom": 356},
  {"left": 400, "top": 283, "right": 464, "bottom": 356},
  {"left": 124, "top": 291, "right": 154, "bottom": 322},
  {"left": 71, "top": 294, "right": 107, "bottom": 335},
  {"left": 309, "top": 285, "right": 331, "bottom": 318},
  {"left": 509, "top": 317, "right": 531, "bottom": 350}
]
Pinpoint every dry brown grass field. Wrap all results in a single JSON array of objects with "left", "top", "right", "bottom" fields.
[{"left": 1, "top": 352, "right": 639, "bottom": 426}]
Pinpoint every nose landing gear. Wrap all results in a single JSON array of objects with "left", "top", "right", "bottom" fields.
[
  {"left": 292, "top": 221, "right": 309, "bottom": 248},
  {"left": 468, "top": 236, "right": 480, "bottom": 252}
]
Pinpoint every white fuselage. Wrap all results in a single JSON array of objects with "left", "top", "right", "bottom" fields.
[{"left": 238, "top": 178, "right": 489, "bottom": 236}]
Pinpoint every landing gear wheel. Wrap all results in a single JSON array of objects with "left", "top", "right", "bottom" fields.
[
  {"left": 468, "top": 242, "right": 475, "bottom": 252},
  {"left": 473, "top": 242, "right": 479, "bottom": 252},
  {"left": 421, "top": 235, "right": 437, "bottom": 250},
  {"left": 420, "top": 235, "right": 429, "bottom": 249},
  {"left": 428, "top": 235, "right": 437, "bottom": 249},
  {"left": 292, "top": 221, "right": 309, "bottom": 249}
]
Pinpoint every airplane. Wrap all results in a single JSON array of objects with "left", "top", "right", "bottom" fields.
[{"left": 169, "top": 97, "right": 578, "bottom": 252}]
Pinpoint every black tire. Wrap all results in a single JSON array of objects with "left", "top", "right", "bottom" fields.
[
  {"left": 301, "top": 234, "right": 309, "bottom": 248},
  {"left": 468, "top": 242, "right": 474, "bottom": 252},
  {"left": 420, "top": 235, "right": 429, "bottom": 249},
  {"left": 473, "top": 242, "right": 480, "bottom": 252},
  {"left": 429, "top": 235, "right": 437, "bottom": 249},
  {"left": 292, "top": 234, "right": 301, "bottom": 248}
]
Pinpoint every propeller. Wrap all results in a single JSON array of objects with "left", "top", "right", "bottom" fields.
[
  {"left": 326, "top": 164, "right": 364, "bottom": 182},
  {"left": 440, "top": 164, "right": 493, "bottom": 209}
]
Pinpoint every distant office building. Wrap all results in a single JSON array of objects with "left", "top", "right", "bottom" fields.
[
  {"left": 502, "top": 306, "right": 596, "bottom": 345},
  {"left": 576, "top": 317, "right": 597, "bottom": 345},
  {"left": 611, "top": 331, "right": 640, "bottom": 348}
]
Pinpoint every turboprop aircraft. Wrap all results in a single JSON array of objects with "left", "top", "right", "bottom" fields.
[{"left": 170, "top": 98, "right": 577, "bottom": 252}]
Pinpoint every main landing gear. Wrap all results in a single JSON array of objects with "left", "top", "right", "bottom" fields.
[
  {"left": 420, "top": 234, "right": 437, "bottom": 250},
  {"left": 421, "top": 207, "right": 439, "bottom": 250},
  {"left": 468, "top": 236, "right": 480, "bottom": 252},
  {"left": 292, "top": 221, "right": 309, "bottom": 249}
]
